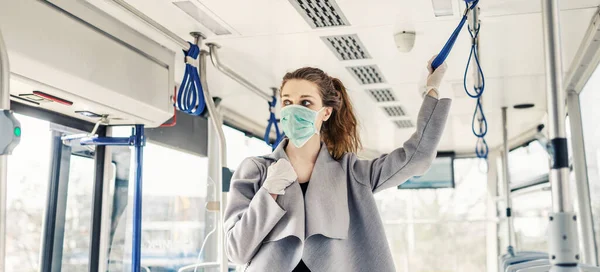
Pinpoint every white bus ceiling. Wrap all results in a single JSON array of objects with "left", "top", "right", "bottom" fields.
[{"left": 84, "top": 0, "right": 598, "bottom": 156}]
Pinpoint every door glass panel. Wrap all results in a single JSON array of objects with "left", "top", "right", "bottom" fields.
[{"left": 106, "top": 127, "right": 210, "bottom": 272}]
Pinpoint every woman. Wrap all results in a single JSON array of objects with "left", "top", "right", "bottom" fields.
[{"left": 224, "top": 56, "right": 451, "bottom": 272}]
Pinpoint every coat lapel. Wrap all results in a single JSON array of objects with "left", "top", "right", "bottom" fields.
[
  {"left": 263, "top": 139, "right": 349, "bottom": 241},
  {"left": 304, "top": 143, "right": 349, "bottom": 240}
]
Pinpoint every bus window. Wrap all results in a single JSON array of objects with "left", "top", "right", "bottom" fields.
[
  {"left": 6, "top": 114, "right": 52, "bottom": 272},
  {"left": 496, "top": 139, "right": 552, "bottom": 253},
  {"left": 508, "top": 141, "right": 549, "bottom": 186},
  {"left": 579, "top": 63, "right": 600, "bottom": 262},
  {"left": 375, "top": 158, "right": 488, "bottom": 271},
  {"left": 511, "top": 188, "right": 552, "bottom": 252}
]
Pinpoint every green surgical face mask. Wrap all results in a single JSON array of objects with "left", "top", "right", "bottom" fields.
[{"left": 280, "top": 105, "right": 324, "bottom": 148}]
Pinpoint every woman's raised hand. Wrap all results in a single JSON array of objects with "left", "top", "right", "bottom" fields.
[{"left": 425, "top": 55, "right": 448, "bottom": 98}]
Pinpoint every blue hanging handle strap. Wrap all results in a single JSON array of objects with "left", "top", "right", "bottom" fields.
[
  {"left": 264, "top": 96, "right": 284, "bottom": 150},
  {"left": 431, "top": 0, "right": 480, "bottom": 71},
  {"left": 456, "top": 7, "right": 488, "bottom": 159},
  {"left": 176, "top": 42, "right": 206, "bottom": 116},
  {"left": 476, "top": 137, "right": 489, "bottom": 159},
  {"left": 429, "top": 0, "right": 487, "bottom": 158},
  {"left": 471, "top": 95, "right": 487, "bottom": 138},
  {"left": 432, "top": 0, "right": 488, "bottom": 158},
  {"left": 463, "top": 24, "right": 485, "bottom": 99},
  {"left": 474, "top": 97, "right": 489, "bottom": 159}
]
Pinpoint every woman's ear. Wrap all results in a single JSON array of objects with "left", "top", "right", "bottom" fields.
[{"left": 323, "top": 107, "right": 333, "bottom": 121}]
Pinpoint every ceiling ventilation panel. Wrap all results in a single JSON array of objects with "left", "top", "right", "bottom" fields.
[
  {"left": 382, "top": 105, "right": 407, "bottom": 117},
  {"left": 347, "top": 65, "right": 386, "bottom": 85},
  {"left": 288, "top": 0, "right": 349, "bottom": 28},
  {"left": 321, "top": 34, "right": 370, "bottom": 60},
  {"left": 394, "top": 120, "right": 414, "bottom": 129},
  {"left": 173, "top": 1, "right": 231, "bottom": 35},
  {"left": 367, "top": 89, "right": 396, "bottom": 103}
]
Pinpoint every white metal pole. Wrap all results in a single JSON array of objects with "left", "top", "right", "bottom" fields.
[
  {"left": 486, "top": 151, "right": 500, "bottom": 272},
  {"left": 198, "top": 40, "right": 228, "bottom": 271},
  {"left": 206, "top": 43, "right": 272, "bottom": 102},
  {"left": 541, "top": 0, "right": 580, "bottom": 269},
  {"left": 542, "top": 0, "right": 571, "bottom": 213},
  {"left": 501, "top": 107, "right": 515, "bottom": 255},
  {"left": 567, "top": 91, "right": 598, "bottom": 266},
  {"left": 205, "top": 105, "right": 220, "bottom": 263}
]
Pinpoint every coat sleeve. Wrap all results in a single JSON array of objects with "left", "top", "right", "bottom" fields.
[
  {"left": 348, "top": 96, "right": 451, "bottom": 193},
  {"left": 223, "top": 158, "right": 287, "bottom": 264}
]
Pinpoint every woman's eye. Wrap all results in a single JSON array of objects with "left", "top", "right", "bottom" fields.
[
  {"left": 301, "top": 100, "right": 312, "bottom": 107},
  {"left": 283, "top": 100, "right": 292, "bottom": 106}
]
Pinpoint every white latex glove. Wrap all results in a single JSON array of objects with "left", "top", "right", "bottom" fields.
[
  {"left": 262, "top": 159, "right": 297, "bottom": 195},
  {"left": 424, "top": 55, "right": 448, "bottom": 98}
]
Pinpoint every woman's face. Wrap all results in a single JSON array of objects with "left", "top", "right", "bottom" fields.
[{"left": 280, "top": 79, "right": 332, "bottom": 130}]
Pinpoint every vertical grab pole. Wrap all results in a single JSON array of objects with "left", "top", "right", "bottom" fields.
[
  {"left": 541, "top": 0, "right": 580, "bottom": 269},
  {"left": 542, "top": 0, "right": 571, "bottom": 215},
  {"left": 486, "top": 151, "right": 500, "bottom": 272},
  {"left": 131, "top": 125, "right": 145, "bottom": 272},
  {"left": 0, "top": 28, "right": 10, "bottom": 271},
  {"left": 567, "top": 91, "right": 598, "bottom": 266},
  {"left": 194, "top": 32, "right": 229, "bottom": 272},
  {"left": 501, "top": 107, "right": 515, "bottom": 256}
]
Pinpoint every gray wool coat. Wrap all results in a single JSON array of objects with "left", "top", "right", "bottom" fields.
[{"left": 224, "top": 96, "right": 452, "bottom": 272}]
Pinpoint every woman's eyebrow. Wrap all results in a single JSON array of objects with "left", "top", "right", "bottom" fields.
[{"left": 281, "top": 94, "right": 315, "bottom": 99}]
